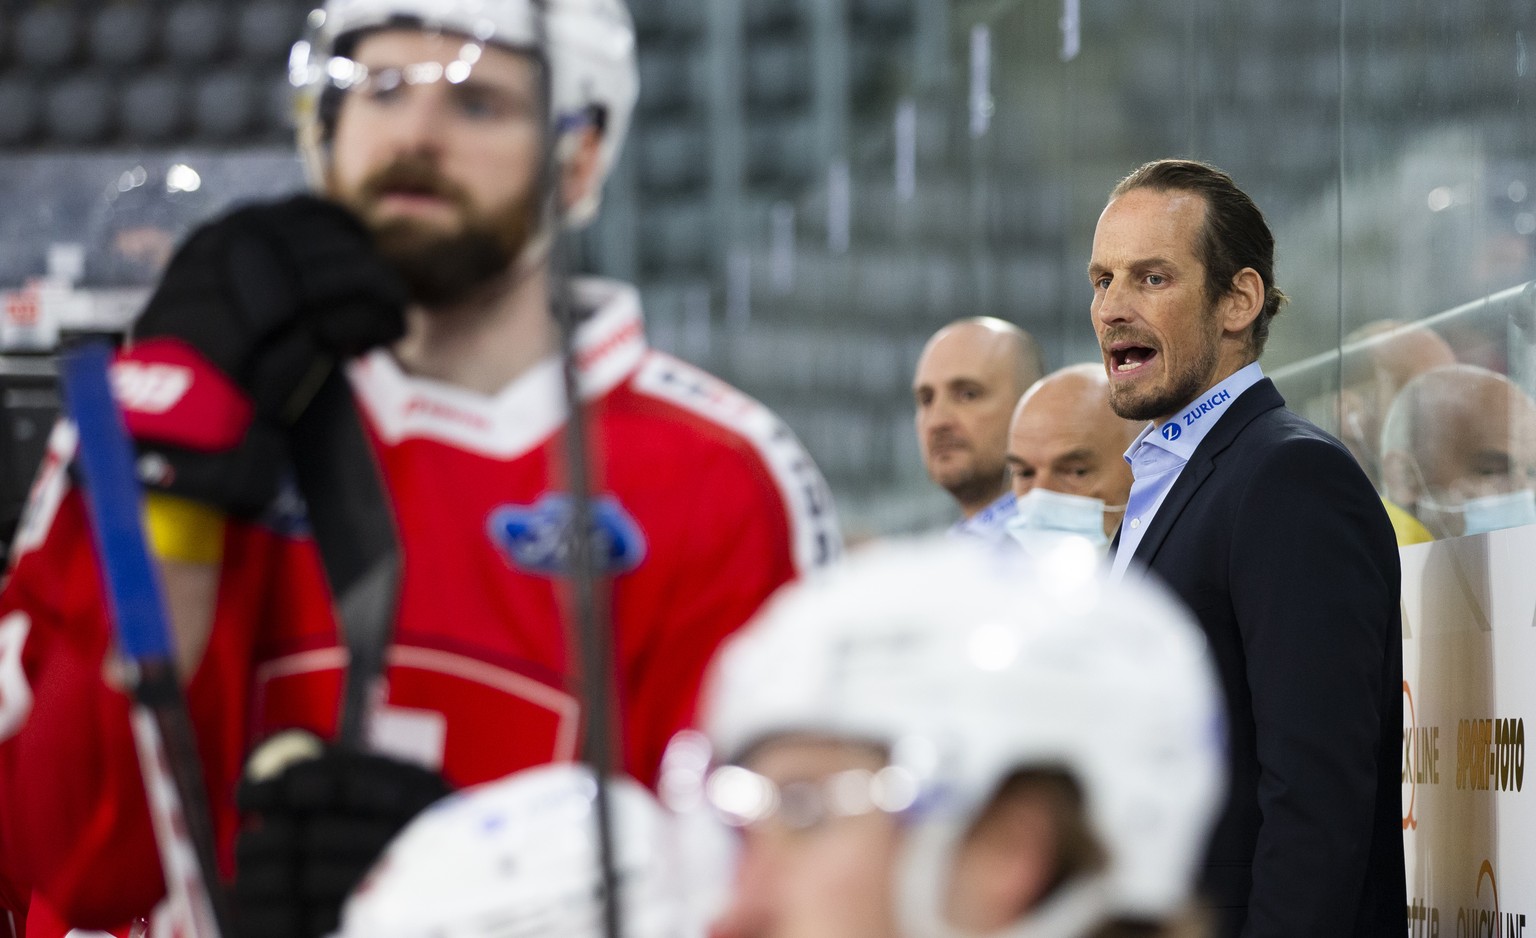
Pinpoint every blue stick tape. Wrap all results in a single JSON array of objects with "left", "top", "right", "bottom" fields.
[{"left": 60, "top": 343, "right": 173, "bottom": 664}]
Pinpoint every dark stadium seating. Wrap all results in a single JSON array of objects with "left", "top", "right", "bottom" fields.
[
  {"left": 119, "top": 68, "right": 188, "bottom": 142},
  {"left": 0, "top": 76, "right": 40, "bottom": 146},
  {"left": 746, "top": 39, "right": 812, "bottom": 109},
  {"left": 45, "top": 71, "right": 118, "bottom": 144},
  {"left": 162, "top": 0, "right": 230, "bottom": 65},
  {"left": 14, "top": 5, "right": 82, "bottom": 71},
  {"left": 89, "top": 3, "right": 159, "bottom": 68},
  {"left": 237, "top": 0, "right": 308, "bottom": 62},
  {"left": 193, "top": 67, "right": 260, "bottom": 141}
]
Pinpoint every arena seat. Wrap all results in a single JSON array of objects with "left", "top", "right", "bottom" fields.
[
  {"left": 45, "top": 72, "right": 118, "bottom": 145},
  {"left": 634, "top": 119, "right": 708, "bottom": 192},
  {"left": 89, "top": 4, "right": 159, "bottom": 68},
  {"left": 119, "top": 69, "right": 189, "bottom": 143},
  {"left": 14, "top": 5, "right": 81, "bottom": 71},
  {"left": 262, "top": 75, "right": 297, "bottom": 138},
  {"left": 743, "top": 0, "right": 799, "bottom": 34},
  {"left": 637, "top": 50, "right": 695, "bottom": 114},
  {"left": 631, "top": 0, "right": 705, "bottom": 41},
  {"left": 746, "top": 114, "right": 816, "bottom": 186},
  {"left": 850, "top": 0, "right": 913, "bottom": 30},
  {"left": 746, "top": 39, "right": 811, "bottom": 109},
  {"left": 192, "top": 68, "right": 259, "bottom": 141},
  {"left": 0, "top": 77, "right": 41, "bottom": 146},
  {"left": 638, "top": 198, "right": 712, "bottom": 276},
  {"left": 162, "top": 1, "right": 230, "bottom": 65},
  {"left": 237, "top": 0, "right": 307, "bottom": 62}
]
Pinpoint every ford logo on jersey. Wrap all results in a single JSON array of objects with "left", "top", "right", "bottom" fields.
[{"left": 488, "top": 494, "right": 647, "bottom": 576}]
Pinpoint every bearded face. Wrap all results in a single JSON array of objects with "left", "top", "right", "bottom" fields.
[
  {"left": 322, "top": 31, "right": 548, "bottom": 309},
  {"left": 1099, "top": 299, "right": 1222, "bottom": 423},
  {"left": 332, "top": 153, "right": 543, "bottom": 308},
  {"left": 1090, "top": 189, "right": 1230, "bottom": 425}
]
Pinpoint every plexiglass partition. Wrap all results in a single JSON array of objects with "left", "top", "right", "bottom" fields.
[{"left": 684, "top": 0, "right": 1536, "bottom": 542}]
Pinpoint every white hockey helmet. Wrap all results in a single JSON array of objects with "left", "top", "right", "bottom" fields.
[
  {"left": 692, "top": 538, "right": 1226, "bottom": 937},
  {"left": 290, "top": 0, "right": 637, "bottom": 225},
  {"left": 339, "top": 764, "right": 698, "bottom": 938}
]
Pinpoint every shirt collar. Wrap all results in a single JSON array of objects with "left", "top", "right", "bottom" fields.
[
  {"left": 952, "top": 491, "right": 1017, "bottom": 537},
  {"left": 1123, "top": 361, "right": 1266, "bottom": 465}
]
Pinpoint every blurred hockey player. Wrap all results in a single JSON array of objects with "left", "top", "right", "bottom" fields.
[
  {"left": 674, "top": 538, "right": 1225, "bottom": 938},
  {"left": 86, "top": 162, "right": 213, "bottom": 287},
  {"left": 336, "top": 763, "right": 718, "bottom": 938},
  {"left": 0, "top": 0, "right": 839, "bottom": 935}
]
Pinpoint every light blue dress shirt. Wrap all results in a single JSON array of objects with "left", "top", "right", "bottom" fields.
[
  {"left": 1110, "top": 362, "right": 1266, "bottom": 579},
  {"left": 950, "top": 491, "right": 1017, "bottom": 547}
]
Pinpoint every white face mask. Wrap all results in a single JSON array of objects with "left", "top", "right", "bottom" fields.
[
  {"left": 1004, "top": 488, "right": 1118, "bottom": 554},
  {"left": 1460, "top": 488, "right": 1536, "bottom": 536}
]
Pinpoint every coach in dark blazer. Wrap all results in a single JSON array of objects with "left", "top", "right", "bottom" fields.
[{"left": 1090, "top": 159, "right": 1404, "bottom": 937}]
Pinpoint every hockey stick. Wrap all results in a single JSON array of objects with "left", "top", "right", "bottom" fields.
[
  {"left": 532, "top": 4, "right": 625, "bottom": 938},
  {"left": 287, "top": 365, "right": 402, "bottom": 752},
  {"left": 59, "top": 342, "right": 231, "bottom": 938}
]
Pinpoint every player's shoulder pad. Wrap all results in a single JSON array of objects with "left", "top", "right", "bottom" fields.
[
  {"left": 631, "top": 352, "right": 841, "bottom": 572},
  {"left": 10, "top": 419, "right": 79, "bottom": 565}
]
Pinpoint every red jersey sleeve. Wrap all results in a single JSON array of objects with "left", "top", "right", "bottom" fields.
[
  {"left": 612, "top": 356, "right": 842, "bottom": 784},
  {"left": 0, "top": 482, "right": 166, "bottom": 928},
  {"left": 615, "top": 443, "right": 802, "bottom": 784},
  {"left": 0, "top": 419, "right": 258, "bottom": 932}
]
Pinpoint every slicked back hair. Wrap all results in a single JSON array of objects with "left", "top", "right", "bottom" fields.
[{"left": 1111, "top": 159, "right": 1289, "bottom": 357}]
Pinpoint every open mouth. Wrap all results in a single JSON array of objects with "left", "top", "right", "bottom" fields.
[{"left": 1108, "top": 343, "right": 1157, "bottom": 376}]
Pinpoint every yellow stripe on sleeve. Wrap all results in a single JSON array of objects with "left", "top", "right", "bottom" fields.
[{"left": 143, "top": 492, "right": 226, "bottom": 565}]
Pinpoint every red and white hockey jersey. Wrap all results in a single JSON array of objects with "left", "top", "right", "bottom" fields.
[{"left": 0, "top": 278, "right": 840, "bottom": 933}]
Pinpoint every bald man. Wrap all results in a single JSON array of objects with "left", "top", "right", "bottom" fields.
[
  {"left": 1004, "top": 364, "right": 1143, "bottom": 545},
  {"left": 1381, "top": 364, "right": 1536, "bottom": 539},
  {"left": 913, "top": 317, "right": 1044, "bottom": 541}
]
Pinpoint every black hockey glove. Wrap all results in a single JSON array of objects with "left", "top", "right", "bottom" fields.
[
  {"left": 118, "top": 195, "right": 407, "bottom": 517},
  {"left": 233, "top": 729, "right": 453, "bottom": 938}
]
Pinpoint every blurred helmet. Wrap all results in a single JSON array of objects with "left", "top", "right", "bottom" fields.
[
  {"left": 290, "top": 0, "right": 637, "bottom": 225},
  {"left": 692, "top": 538, "right": 1227, "bottom": 937},
  {"left": 87, "top": 162, "right": 212, "bottom": 286},
  {"left": 340, "top": 763, "right": 699, "bottom": 938}
]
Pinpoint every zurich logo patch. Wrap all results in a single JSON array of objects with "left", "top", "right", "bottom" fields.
[
  {"left": 1161, "top": 422, "right": 1181, "bottom": 441},
  {"left": 488, "top": 494, "right": 647, "bottom": 576}
]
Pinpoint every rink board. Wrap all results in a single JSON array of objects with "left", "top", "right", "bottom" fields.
[{"left": 1400, "top": 523, "right": 1536, "bottom": 937}]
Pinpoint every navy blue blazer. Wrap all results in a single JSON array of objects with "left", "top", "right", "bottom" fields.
[{"left": 1117, "top": 378, "right": 1405, "bottom": 938}]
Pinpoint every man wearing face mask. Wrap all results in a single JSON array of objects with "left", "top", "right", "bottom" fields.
[
  {"left": 1380, "top": 363, "right": 1536, "bottom": 539},
  {"left": 1003, "top": 363, "right": 1143, "bottom": 556}
]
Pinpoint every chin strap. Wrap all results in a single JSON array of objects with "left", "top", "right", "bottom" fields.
[{"left": 897, "top": 817, "right": 1117, "bottom": 938}]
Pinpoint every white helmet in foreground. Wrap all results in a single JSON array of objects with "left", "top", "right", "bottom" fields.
[
  {"left": 340, "top": 764, "right": 703, "bottom": 938},
  {"left": 689, "top": 538, "right": 1226, "bottom": 938},
  {"left": 290, "top": 0, "right": 637, "bottom": 225}
]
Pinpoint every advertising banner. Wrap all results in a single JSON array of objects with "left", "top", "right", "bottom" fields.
[{"left": 1401, "top": 523, "right": 1536, "bottom": 937}]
